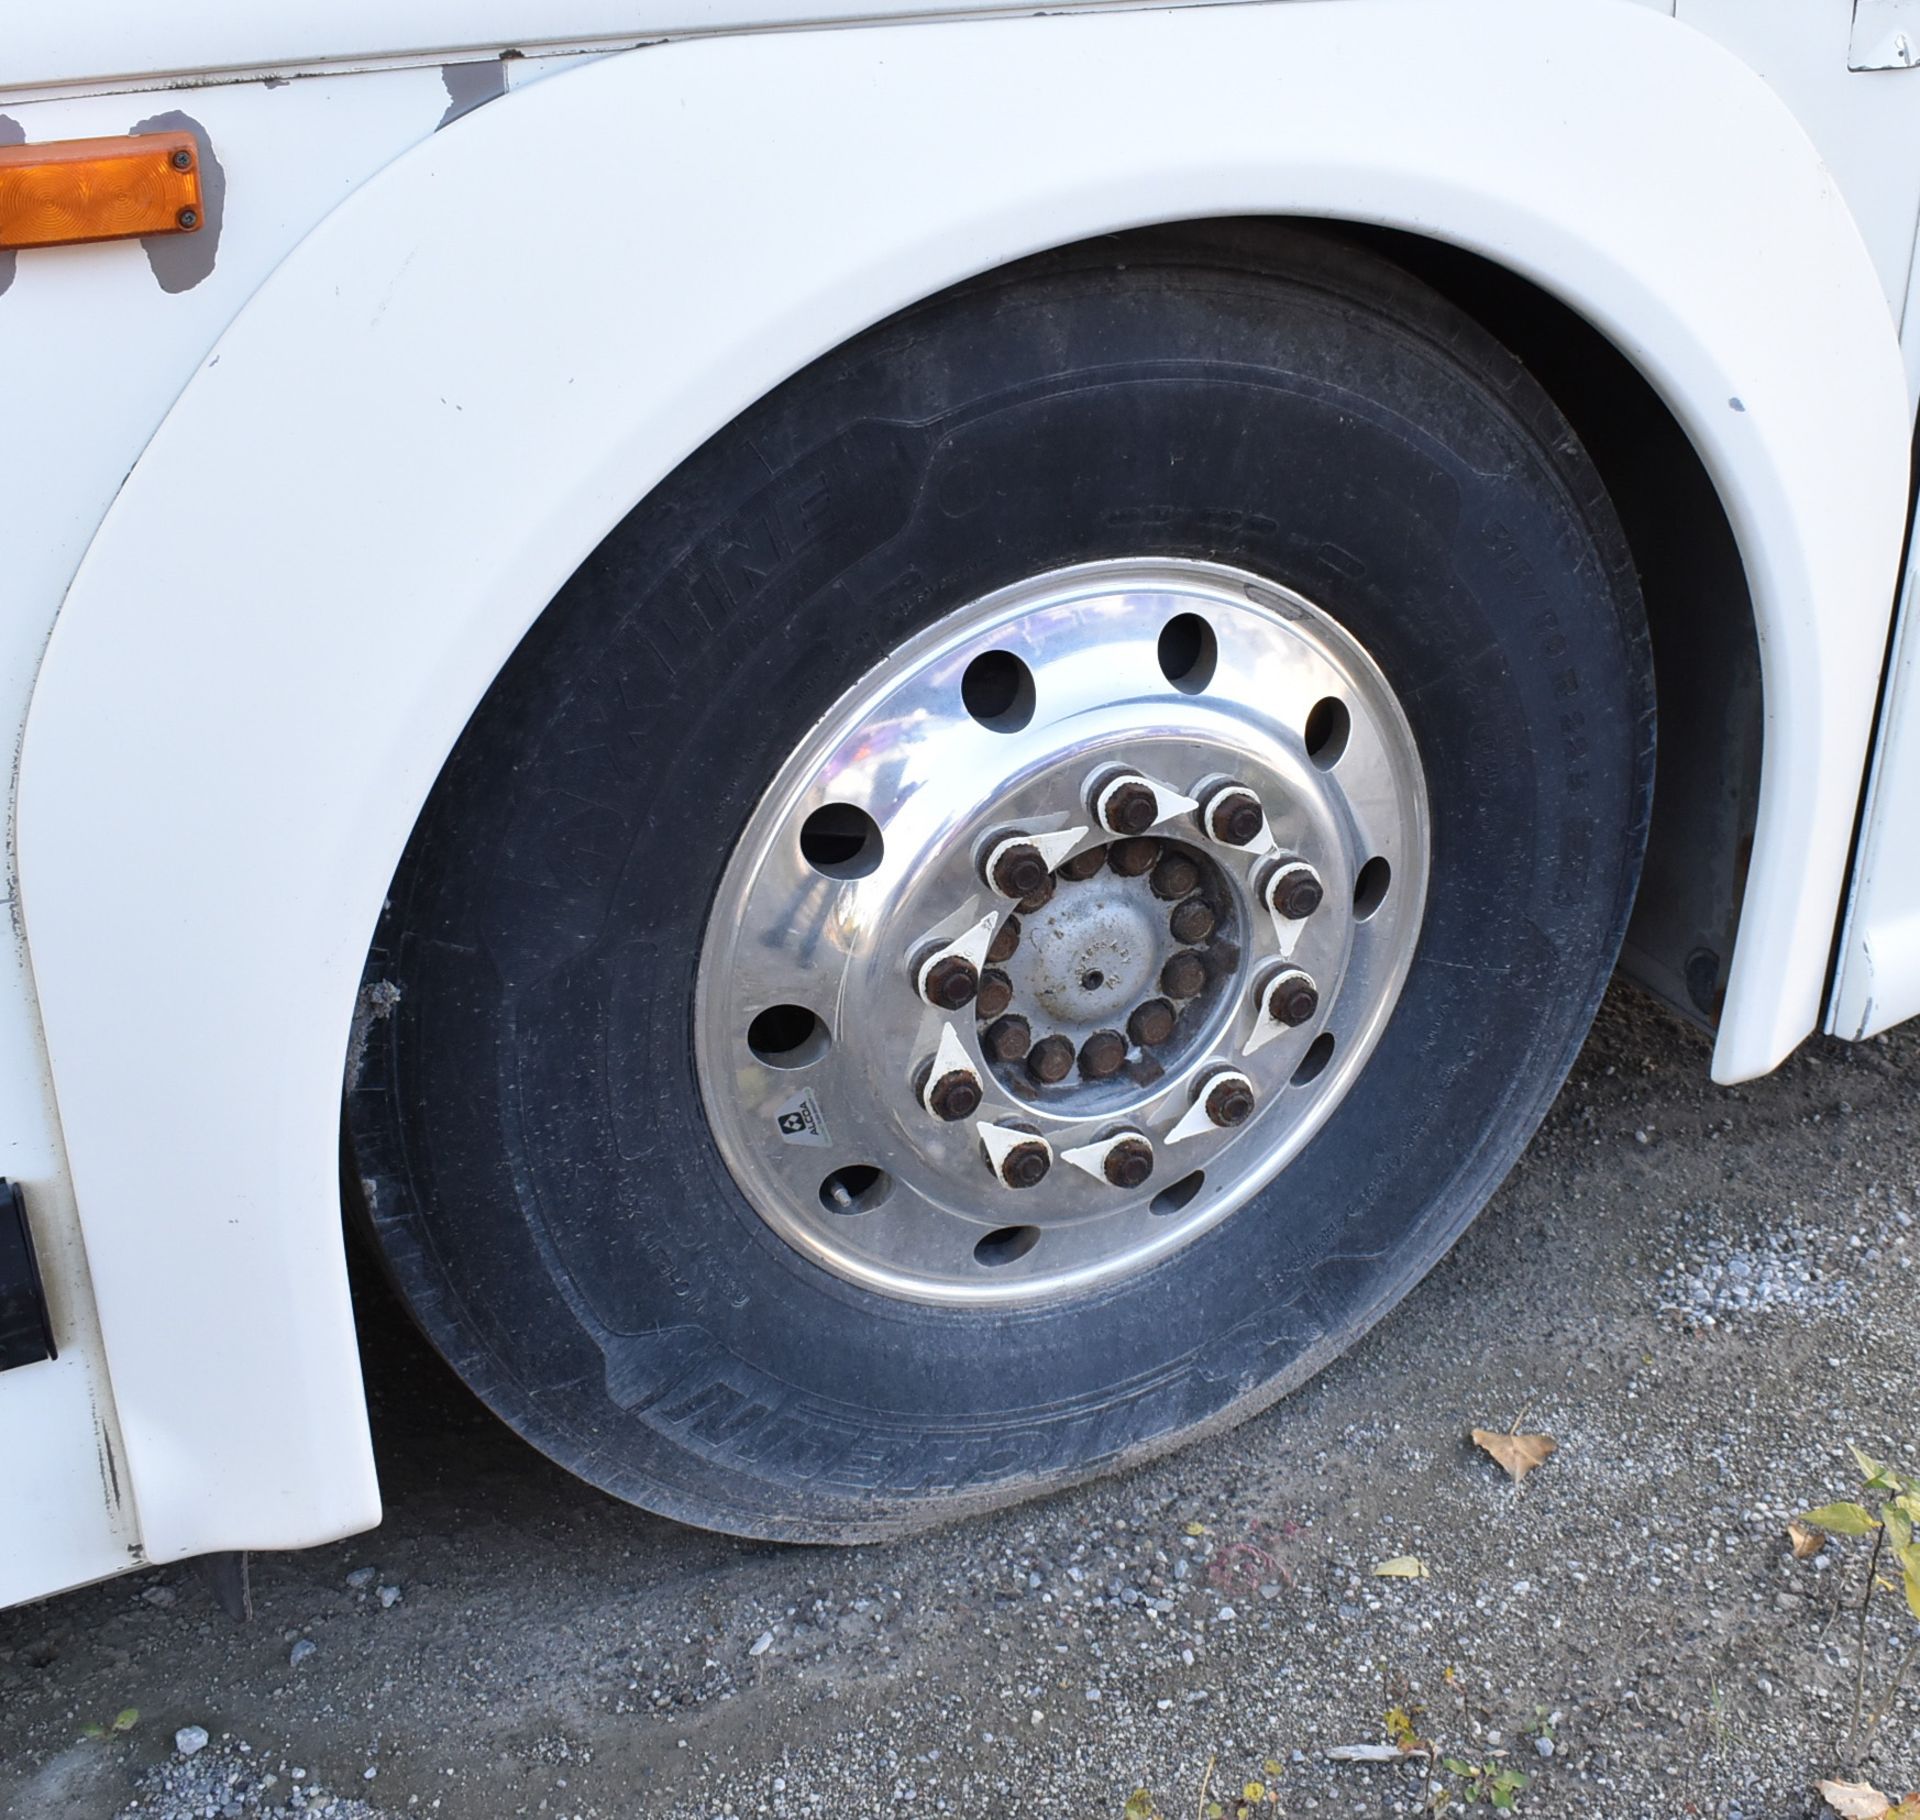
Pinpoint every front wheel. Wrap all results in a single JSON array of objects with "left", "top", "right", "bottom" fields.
[{"left": 348, "top": 226, "right": 1653, "bottom": 1540}]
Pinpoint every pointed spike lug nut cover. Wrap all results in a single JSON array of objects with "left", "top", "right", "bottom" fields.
[
  {"left": 1260, "top": 967, "right": 1319, "bottom": 1027},
  {"left": 1264, "top": 858, "right": 1324, "bottom": 920},
  {"left": 1200, "top": 782, "right": 1265, "bottom": 847},
  {"left": 1194, "top": 1063, "right": 1256, "bottom": 1128},
  {"left": 914, "top": 943, "right": 979, "bottom": 1011},
  {"left": 1102, "top": 1135, "right": 1154, "bottom": 1189},
  {"left": 1092, "top": 769, "right": 1160, "bottom": 836}
]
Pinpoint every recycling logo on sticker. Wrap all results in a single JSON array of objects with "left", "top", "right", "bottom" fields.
[{"left": 771, "top": 1088, "right": 831, "bottom": 1147}]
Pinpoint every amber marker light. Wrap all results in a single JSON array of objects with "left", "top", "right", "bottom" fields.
[{"left": 0, "top": 130, "right": 204, "bottom": 251}]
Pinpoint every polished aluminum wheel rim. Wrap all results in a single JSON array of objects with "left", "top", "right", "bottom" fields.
[{"left": 694, "top": 559, "right": 1428, "bottom": 1305}]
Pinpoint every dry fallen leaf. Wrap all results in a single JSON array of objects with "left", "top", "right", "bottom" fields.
[
  {"left": 1372, "top": 1555, "right": 1429, "bottom": 1579},
  {"left": 1787, "top": 1520, "right": 1826, "bottom": 1560},
  {"left": 1471, "top": 1428, "right": 1558, "bottom": 1483},
  {"left": 1818, "top": 1778, "right": 1890, "bottom": 1818}
]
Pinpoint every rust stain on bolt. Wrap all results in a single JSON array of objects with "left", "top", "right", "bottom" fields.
[
  {"left": 1160, "top": 949, "right": 1208, "bottom": 1000},
  {"left": 1149, "top": 853, "right": 1199, "bottom": 901},
  {"left": 986, "top": 916, "right": 1021, "bottom": 964},
  {"left": 1201, "top": 1070, "right": 1256, "bottom": 1127},
  {"left": 1168, "top": 896, "right": 1216, "bottom": 944},
  {"left": 1077, "top": 1029, "right": 1128, "bottom": 1080},
  {"left": 1108, "top": 837, "right": 1160, "bottom": 878},
  {"left": 989, "top": 841, "right": 1049, "bottom": 900},
  {"left": 1266, "top": 973, "right": 1320, "bottom": 1026},
  {"left": 926, "top": 1069, "right": 982, "bottom": 1121},
  {"left": 1266, "top": 862, "right": 1324, "bottom": 920},
  {"left": 999, "top": 1140, "right": 1051, "bottom": 1189},
  {"left": 1101, "top": 780, "right": 1158, "bottom": 836},
  {"left": 1103, "top": 1137, "right": 1154, "bottom": 1189},
  {"left": 917, "top": 948, "right": 979, "bottom": 1010},
  {"left": 1017, "top": 873, "right": 1057, "bottom": 913},
  {"left": 1127, "top": 997, "right": 1177, "bottom": 1046},
  {"left": 974, "top": 968, "right": 1014, "bottom": 1021},
  {"left": 984, "top": 1014, "right": 1031, "bottom": 1061},
  {"left": 1058, "top": 846, "right": 1108, "bottom": 882},
  {"left": 1026, "top": 1035, "right": 1075, "bottom": 1084},
  {"left": 1204, "top": 785, "right": 1265, "bottom": 846}
]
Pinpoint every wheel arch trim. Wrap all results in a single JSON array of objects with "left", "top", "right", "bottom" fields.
[{"left": 17, "top": 0, "right": 1908, "bottom": 1560}]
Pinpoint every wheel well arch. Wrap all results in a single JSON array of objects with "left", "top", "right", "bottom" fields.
[{"left": 1329, "top": 223, "right": 1762, "bottom": 1031}]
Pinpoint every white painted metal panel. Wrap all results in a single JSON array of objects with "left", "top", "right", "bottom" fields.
[
  {"left": 0, "top": 67, "right": 457, "bottom": 1588},
  {"left": 1830, "top": 525, "right": 1920, "bottom": 1040},
  {"left": 13, "top": 0, "right": 1908, "bottom": 1568},
  {"left": 1679, "top": 0, "right": 1920, "bottom": 354}
]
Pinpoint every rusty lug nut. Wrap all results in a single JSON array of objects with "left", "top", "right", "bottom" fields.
[
  {"left": 1103, "top": 1135, "right": 1155, "bottom": 1190},
  {"left": 1264, "top": 859, "right": 1324, "bottom": 921},
  {"left": 1127, "top": 997, "right": 1177, "bottom": 1046},
  {"left": 1168, "top": 896, "right": 1216, "bottom": 945},
  {"left": 987, "top": 838, "right": 1050, "bottom": 900},
  {"left": 974, "top": 968, "right": 1014, "bottom": 1021},
  {"left": 1195, "top": 1065, "right": 1256, "bottom": 1128},
  {"left": 1107, "top": 836, "right": 1161, "bottom": 877},
  {"left": 1149, "top": 852, "right": 1200, "bottom": 901},
  {"left": 1057, "top": 846, "right": 1108, "bottom": 882},
  {"left": 1026, "top": 1035, "right": 1076, "bottom": 1085},
  {"left": 1078, "top": 1029, "right": 1128, "bottom": 1080},
  {"left": 996, "top": 1137, "right": 1052, "bottom": 1190},
  {"left": 986, "top": 915, "right": 1021, "bottom": 964},
  {"left": 1093, "top": 771, "right": 1159, "bottom": 836},
  {"left": 983, "top": 1014, "right": 1032, "bottom": 1061},
  {"left": 910, "top": 1067, "right": 975, "bottom": 1121},
  {"left": 1201, "top": 783, "right": 1265, "bottom": 847},
  {"left": 915, "top": 944, "right": 979, "bottom": 1011},
  {"left": 1261, "top": 968, "right": 1320, "bottom": 1027},
  {"left": 1160, "top": 949, "right": 1209, "bottom": 1000},
  {"left": 1017, "top": 873, "right": 1057, "bottom": 913}
]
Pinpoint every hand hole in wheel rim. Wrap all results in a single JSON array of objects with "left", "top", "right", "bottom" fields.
[
  {"left": 1353, "top": 856, "right": 1391, "bottom": 920},
  {"left": 747, "top": 1004, "right": 830, "bottom": 1068},
  {"left": 799, "top": 803, "right": 883, "bottom": 878},
  {"left": 819, "top": 1166, "right": 891, "bottom": 1215},
  {"left": 1291, "top": 1032, "right": 1336, "bottom": 1085},
  {"left": 961, "top": 649, "right": 1035, "bottom": 732},
  {"left": 1150, "top": 1170, "right": 1205, "bottom": 1216},
  {"left": 973, "top": 1225, "right": 1039, "bottom": 1267},
  {"left": 1157, "top": 612, "right": 1217, "bottom": 694},
  {"left": 1304, "top": 697, "right": 1351, "bottom": 768}
]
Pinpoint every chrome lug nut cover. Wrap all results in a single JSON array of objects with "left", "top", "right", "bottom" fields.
[{"left": 696, "top": 560, "right": 1428, "bottom": 1305}]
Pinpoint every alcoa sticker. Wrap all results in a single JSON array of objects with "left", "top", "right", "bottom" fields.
[{"left": 772, "top": 1088, "right": 832, "bottom": 1147}]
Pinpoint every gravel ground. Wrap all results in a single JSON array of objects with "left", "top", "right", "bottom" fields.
[{"left": 4, "top": 984, "right": 1918, "bottom": 1820}]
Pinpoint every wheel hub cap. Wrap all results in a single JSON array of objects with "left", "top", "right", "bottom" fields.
[{"left": 695, "top": 559, "right": 1428, "bottom": 1305}]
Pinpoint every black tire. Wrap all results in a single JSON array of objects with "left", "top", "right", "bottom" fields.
[{"left": 348, "top": 224, "right": 1653, "bottom": 1541}]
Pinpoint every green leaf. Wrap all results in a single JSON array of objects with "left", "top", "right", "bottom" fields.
[
  {"left": 111, "top": 1708, "right": 139, "bottom": 1732},
  {"left": 1798, "top": 1502, "right": 1881, "bottom": 1536},
  {"left": 79, "top": 1723, "right": 105, "bottom": 1741},
  {"left": 1442, "top": 1758, "right": 1474, "bottom": 1776},
  {"left": 1851, "top": 1443, "right": 1887, "bottom": 1480},
  {"left": 1904, "top": 1559, "right": 1920, "bottom": 1625},
  {"left": 1886, "top": 1504, "right": 1915, "bottom": 1552},
  {"left": 1123, "top": 1791, "right": 1158, "bottom": 1820}
]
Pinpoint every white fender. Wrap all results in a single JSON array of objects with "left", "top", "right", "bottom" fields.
[{"left": 17, "top": 0, "right": 1909, "bottom": 1560}]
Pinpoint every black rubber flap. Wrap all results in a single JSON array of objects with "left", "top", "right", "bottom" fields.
[{"left": 0, "top": 1179, "right": 56, "bottom": 1370}]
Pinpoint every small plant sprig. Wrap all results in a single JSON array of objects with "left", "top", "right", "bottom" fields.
[
  {"left": 1797, "top": 1444, "right": 1920, "bottom": 1765},
  {"left": 77, "top": 1707, "right": 139, "bottom": 1741}
]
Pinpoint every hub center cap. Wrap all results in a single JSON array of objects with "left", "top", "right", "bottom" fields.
[{"left": 695, "top": 559, "right": 1429, "bottom": 1305}]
